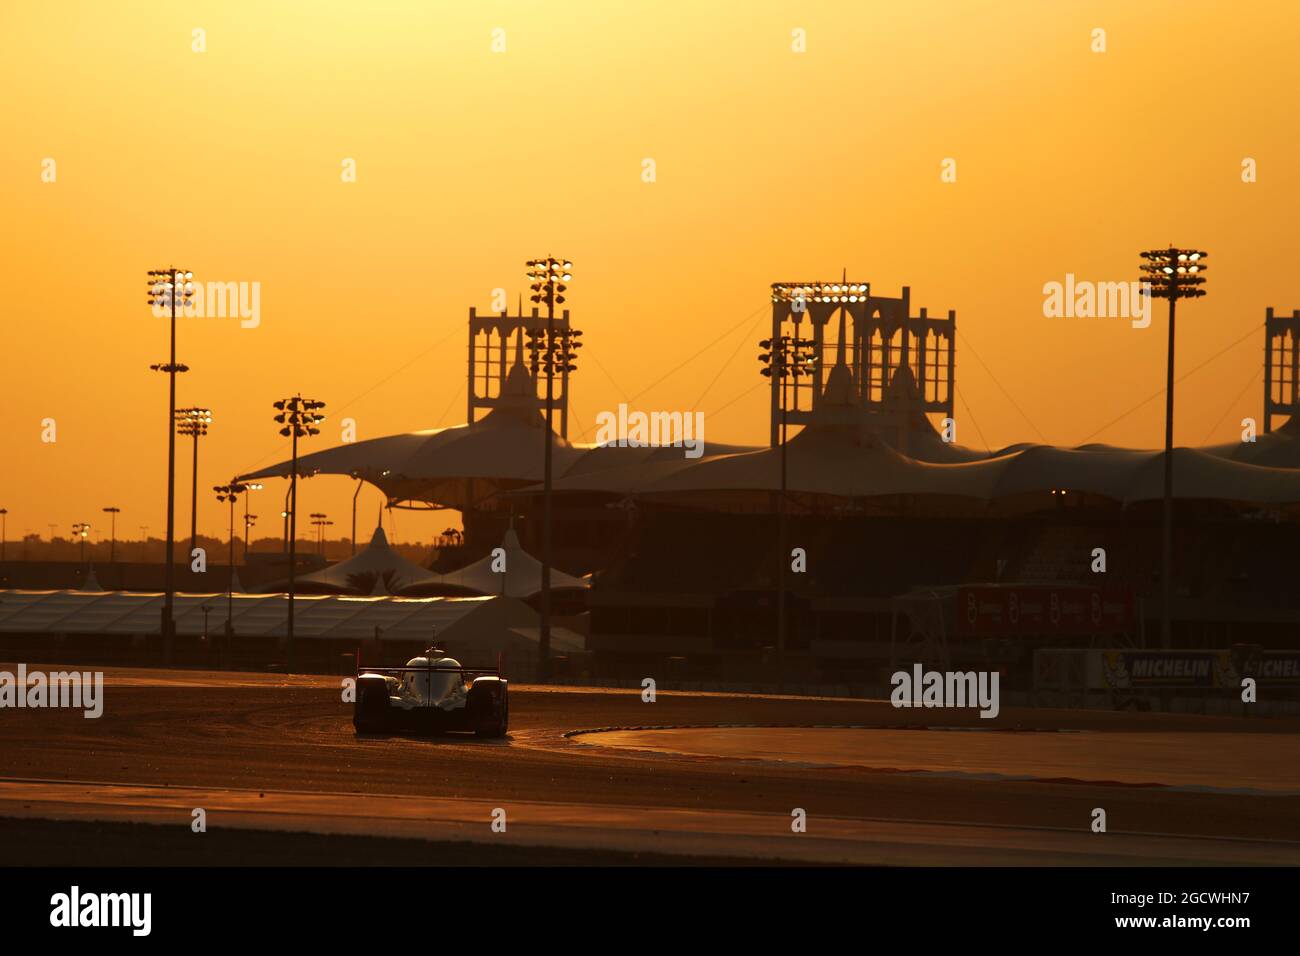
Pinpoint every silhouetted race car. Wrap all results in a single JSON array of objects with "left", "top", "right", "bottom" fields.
[{"left": 353, "top": 647, "right": 508, "bottom": 737}]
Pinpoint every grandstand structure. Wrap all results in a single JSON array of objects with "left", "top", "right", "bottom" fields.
[{"left": 240, "top": 295, "right": 1300, "bottom": 687}]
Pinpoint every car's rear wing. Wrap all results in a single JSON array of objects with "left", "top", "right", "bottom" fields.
[
  {"left": 357, "top": 665, "right": 502, "bottom": 676},
  {"left": 355, "top": 650, "right": 505, "bottom": 679}
]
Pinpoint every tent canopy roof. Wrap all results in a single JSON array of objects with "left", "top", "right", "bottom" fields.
[
  {"left": 237, "top": 356, "right": 1300, "bottom": 508},
  {"left": 295, "top": 523, "right": 439, "bottom": 593},
  {"left": 428, "top": 525, "right": 589, "bottom": 598}
]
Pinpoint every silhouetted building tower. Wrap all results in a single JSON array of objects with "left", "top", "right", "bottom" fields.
[
  {"left": 767, "top": 279, "right": 956, "bottom": 453},
  {"left": 468, "top": 304, "right": 574, "bottom": 438},
  {"left": 1264, "top": 307, "right": 1300, "bottom": 434}
]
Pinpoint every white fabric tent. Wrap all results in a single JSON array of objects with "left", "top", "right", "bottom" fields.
[
  {"left": 237, "top": 354, "right": 1300, "bottom": 511},
  {"left": 603, "top": 430, "right": 1300, "bottom": 506},
  {"left": 1203, "top": 414, "right": 1300, "bottom": 468},
  {"left": 238, "top": 355, "right": 763, "bottom": 511},
  {"left": 533, "top": 366, "right": 1300, "bottom": 506},
  {"left": 415, "top": 526, "right": 589, "bottom": 598},
  {"left": 240, "top": 363, "right": 587, "bottom": 510},
  {"left": 294, "top": 524, "right": 439, "bottom": 594}
]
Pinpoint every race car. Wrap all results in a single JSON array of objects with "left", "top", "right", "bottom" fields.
[{"left": 353, "top": 648, "right": 508, "bottom": 737}]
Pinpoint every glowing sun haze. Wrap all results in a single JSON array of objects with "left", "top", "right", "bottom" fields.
[{"left": 1, "top": 1, "right": 1297, "bottom": 542}]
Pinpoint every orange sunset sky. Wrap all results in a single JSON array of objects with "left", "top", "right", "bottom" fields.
[{"left": 2, "top": 1, "right": 1299, "bottom": 546}]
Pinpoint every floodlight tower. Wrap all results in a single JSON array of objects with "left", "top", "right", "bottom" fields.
[
  {"left": 281, "top": 485, "right": 292, "bottom": 553},
  {"left": 1, "top": 508, "right": 10, "bottom": 563},
  {"left": 242, "top": 482, "right": 262, "bottom": 560},
  {"left": 147, "top": 266, "right": 194, "bottom": 660},
  {"left": 214, "top": 480, "right": 248, "bottom": 635},
  {"left": 101, "top": 506, "right": 121, "bottom": 563},
  {"left": 525, "top": 256, "right": 579, "bottom": 681},
  {"left": 72, "top": 522, "right": 91, "bottom": 564},
  {"left": 273, "top": 395, "right": 325, "bottom": 665},
  {"left": 310, "top": 512, "right": 333, "bottom": 556},
  {"left": 759, "top": 331, "right": 819, "bottom": 691},
  {"left": 175, "top": 407, "right": 212, "bottom": 554},
  {"left": 1139, "top": 247, "right": 1208, "bottom": 649}
]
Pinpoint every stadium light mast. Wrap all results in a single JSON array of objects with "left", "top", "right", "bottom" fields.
[
  {"left": 1, "top": 508, "right": 8, "bottom": 563},
  {"left": 101, "top": 506, "right": 120, "bottom": 564},
  {"left": 242, "top": 482, "right": 262, "bottom": 561},
  {"left": 273, "top": 395, "right": 325, "bottom": 668},
  {"left": 72, "top": 522, "right": 91, "bottom": 564},
  {"left": 526, "top": 256, "right": 580, "bottom": 682},
  {"left": 214, "top": 480, "right": 248, "bottom": 636},
  {"left": 148, "top": 266, "right": 194, "bottom": 662},
  {"left": 175, "top": 407, "right": 212, "bottom": 554},
  {"left": 1139, "top": 247, "right": 1208, "bottom": 649},
  {"left": 310, "top": 512, "right": 333, "bottom": 556},
  {"left": 281, "top": 485, "right": 292, "bottom": 553},
  {"left": 759, "top": 314, "right": 820, "bottom": 692}
]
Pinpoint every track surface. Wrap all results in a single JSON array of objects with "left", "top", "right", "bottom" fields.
[
  {"left": 574, "top": 727, "right": 1300, "bottom": 793},
  {"left": 2, "top": 667, "right": 1299, "bottom": 865}
]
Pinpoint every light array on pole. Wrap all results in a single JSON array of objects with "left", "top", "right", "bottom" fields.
[
  {"left": 310, "top": 512, "right": 333, "bottom": 551},
  {"left": 148, "top": 361, "right": 190, "bottom": 373},
  {"left": 274, "top": 397, "right": 326, "bottom": 437},
  {"left": 526, "top": 257, "right": 573, "bottom": 309},
  {"left": 1140, "top": 249, "right": 1207, "bottom": 300},
  {"left": 214, "top": 481, "right": 248, "bottom": 504},
  {"left": 147, "top": 266, "right": 193, "bottom": 376},
  {"left": 147, "top": 268, "right": 195, "bottom": 312},
  {"left": 759, "top": 335, "right": 820, "bottom": 381},
  {"left": 526, "top": 326, "right": 583, "bottom": 375},
  {"left": 771, "top": 282, "right": 870, "bottom": 305},
  {"left": 175, "top": 406, "right": 212, "bottom": 437}
]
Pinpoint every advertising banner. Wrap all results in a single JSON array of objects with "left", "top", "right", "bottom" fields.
[{"left": 955, "top": 585, "right": 1135, "bottom": 636}]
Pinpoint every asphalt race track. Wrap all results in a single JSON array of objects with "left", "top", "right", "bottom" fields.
[
  {"left": 2, "top": 666, "right": 1298, "bottom": 865},
  {"left": 573, "top": 727, "right": 1300, "bottom": 793}
]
